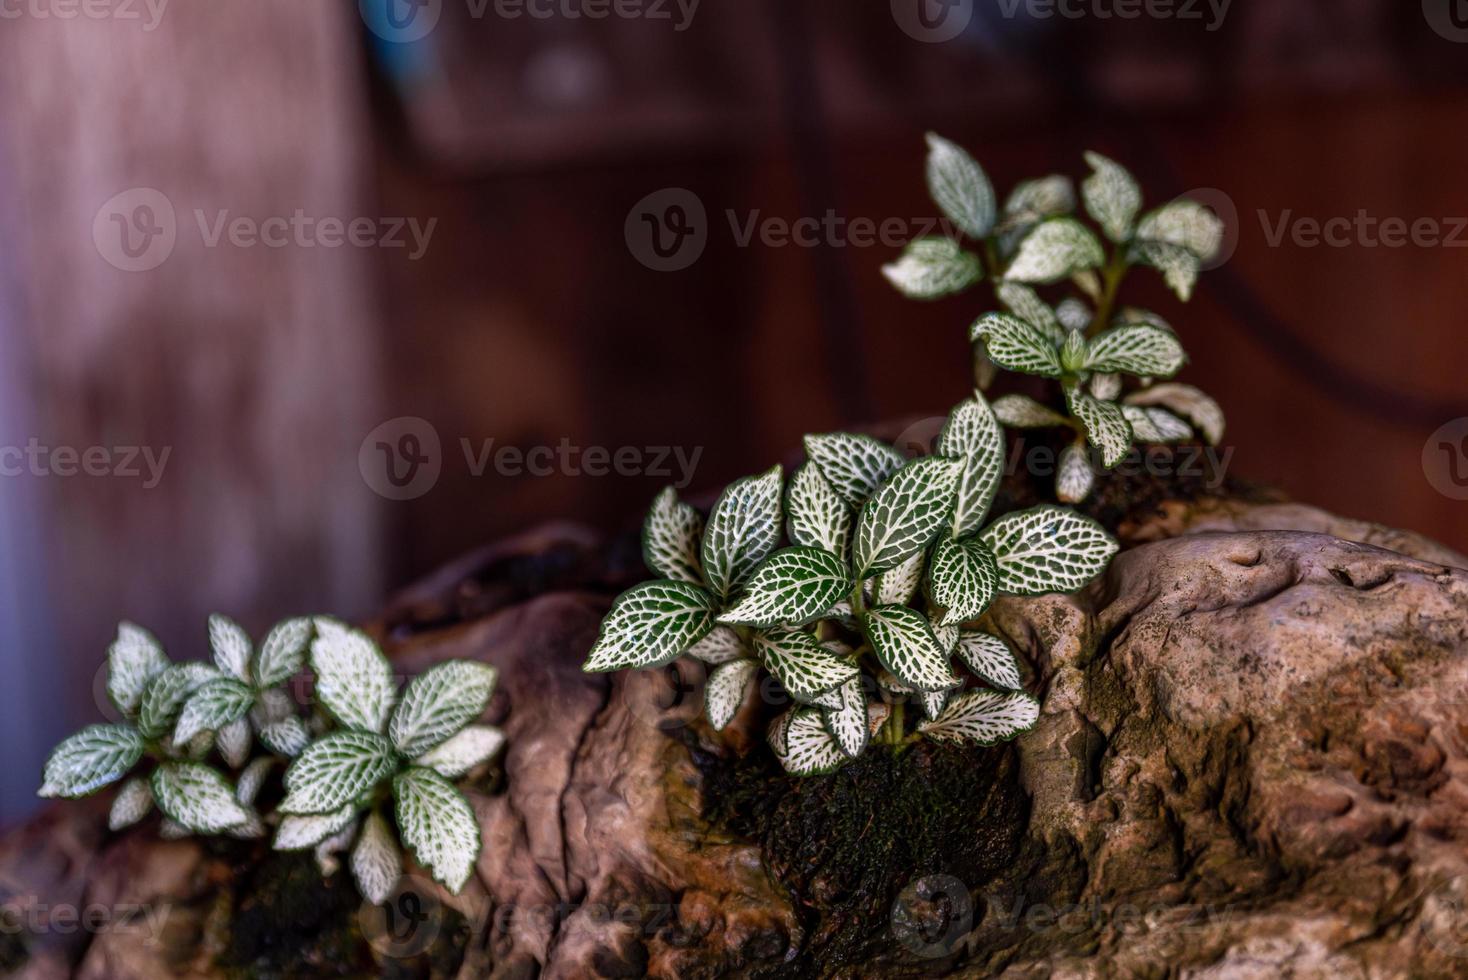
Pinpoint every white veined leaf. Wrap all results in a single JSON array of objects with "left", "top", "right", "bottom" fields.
[
  {"left": 719, "top": 547, "right": 851, "bottom": 629},
  {"left": 1066, "top": 385, "right": 1134, "bottom": 469},
  {"left": 931, "top": 618, "right": 960, "bottom": 655},
  {"left": 705, "top": 659, "right": 758, "bottom": 732},
  {"left": 1122, "top": 405, "right": 1192, "bottom": 444},
  {"left": 1056, "top": 443, "right": 1096, "bottom": 504},
  {"left": 208, "top": 614, "right": 253, "bottom": 683},
  {"left": 40, "top": 725, "right": 144, "bottom": 798},
  {"left": 919, "top": 690, "right": 1041, "bottom": 746},
  {"left": 138, "top": 662, "right": 222, "bottom": 740},
  {"left": 1116, "top": 307, "right": 1175, "bottom": 332},
  {"left": 866, "top": 702, "right": 892, "bottom": 737},
  {"left": 956, "top": 631, "right": 1024, "bottom": 691},
  {"left": 1082, "top": 151, "right": 1142, "bottom": 243},
  {"left": 1126, "top": 383, "right": 1225, "bottom": 445},
  {"left": 415, "top": 725, "right": 505, "bottom": 779},
  {"left": 643, "top": 487, "right": 705, "bottom": 585},
  {"left": 919, "top": 687, "right": 951, "bottom": 722},
  {"left": 991, "top": 394, "right": 1069, "bottom": 429},
  {"left": 996, "top": 282, "right": 1065, "bottom": 344},
  {"left": 872, "top": 549, "right": 925, "bottom": 606},
  {"left": 755, "top": 628, "right": 858, "bottom": 705},
  {"left": 786, "top": 463, "right": 852, "bottom": 562},
  {"left": 174, "top": 677, "right": 255, "bottom": 745},
  {"left": 774, "top": 708, "right": 848, "bottom": 777},
  {"left": 803, "top": 433, "right": 906, "bottom": 510},
  {"left": 279, "top": 730, "right": 397, "bottom": 815},
  {"left": 1060, "top": 330, "right": 1087, "bottom": 373},
  {"left": 108, "top": 776, "right": 153, "bottom": 830},
  {"left": 810, "top": 685, "right": 846, "bottom": 710},
  {"left": 259, "top": 717, "right": 311, "bottom": 757},
  {"left": 1004, "top": 218, "right": 1105, "bottom": 284},
  {"left": 252, "top": 686, "right": 296, "bottom": 727},
  {"left": 926, "top": 537, "right": 998, "bottom": 627},
  {"left": 970, "top": 313, "right": 1064, "bottom": 378},
  {"left": 236, "top": 757, "right": 274, "bottom": 806},
  {"left": 980, "top": 506, "right": 1119, "bottom": 597},
  {"left": 218, "top": 718, "right": 253, "bottom": 769},
  {"left": 881, "top": 237, "right": 983, "bottom": 300},
  {"left": 1089, "top": 372, "right": 1122, "bottom": 401},
  {"left": 767, "top": 709, "right": 795, "bottom": 756},
  {"left": 1085, "top": 325, "right": 1186, "bottom": 378},
  {"left": 864, "top": 605, "right": 957, "bottom": 693},
  {"left": 227, "top": 808, "right": 267, "bottom": 840},
  {"left": 107, "top": 622, "right": 169, "bottom": 717},
  {"left": 389, "top": 661, "right": 498, "bottom": 758},
  {"left": 939, "top": 394, "right": 1005, "bottom": 539},
  {"left": 394, "top": 767, "right": 481, "bottom": 893},
  {"left": 315, "top": 819, "right": 359, "bottom": 877},
  {"left": 1136, "top": 199, "right": 1224, "bottom": 261},
  {"left": 1132, "top": 239, "right": 1201, "bottom": 301},
  {"left": 701, "top": 466, "right": 783, "bottom": 602},
  {"left": 275, "top": 803, "right": 359, "bottom": 851},
  {"left": 310, "top": 619, "right": 397, "bottom": 734},
  {"left": 583, "top": 580, "right": 716, "bottom": 672},
  {"left": 685, "top": 626, "right": 746, "bottom": 666},
  {"left": 255, "top": 617, "right": 312, "bottom": 688},
  {"left": 822, "top": 677, "right": 868, "bottom": 759},
  {"left": 151, "top": 762, "right": 250, "bottom": 833},
  {"left": 352, "top": 811, "right": 403, "bottom": 905},
  {"left": 821, "top": 599, "right": 858, "bottom": 630},
  {"left": 1003, "top": 174, "right": 1075, "bottom": 227},
  {"left": 179, "top": 731, "right": 215, "bottom": 760},
  {"left": 1056, "top": 298, "right": 1093, "bottom": 333},
  {"left": 853, "top": 457, "right": 965, "bottom": 578},
  {"left": 924, "top": 132, "right": 996, "bottom": 240}
]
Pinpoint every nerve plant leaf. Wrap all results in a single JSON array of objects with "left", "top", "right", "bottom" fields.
[
  {"left": 1136, "top": 199, "right": 1224, "bottom": 262},
  {"left": 1126, "top": 383, "right": 1225, "bottom": 445},
  {"left": 311, "top": 619, "right": 397, "bottom": 734},
  {"left": 786, "top": 463, "right": 852, "bottom": 561},
  {"left": 259, "top": 717, "right": 311, "bottom": 757},
  {"left": 871, "top": 549, "right": 924, "bottom": 606},
  {"left": 823, "top": 677, "right": 868, "bottom": 759},
  {"left": 1131, "top": 240, "right": 1200, "bottom": 301},
  {"left": 415, "top": 725, "right": 506, "bottom": 779},
  {"left": 1066, "top": 385, "right": 1134, "bottom": 469},
  {"left": 279, "top": 730, "right": 397, "bottom": 815},
  {"left": 685, "top": 626, "right": 746, "bottom": 665},
  {"left": 643, "top": 487, "right": 705, "bottom": 585},
  {"left": 918, "top": 690, "right": 1041, "bottom": 746},
  {"left": 864, "top": 605, "right": 957, "bottom": 692},
  {"left": 1004, "top": 218, "right": 1105, "bottom": 284},
  {"left": 41, "top": 725, "right": 144, "bottom": 798},
  {"left": 1056, "top": 443, "right": 1096, "bottom": 504},
  {"left": 939, "top": 394, "right": 1005, "bottom": 538},
  {"left": 705, "top": 659, "right": 758, "bottom": 731},
  {"left": 803, "top": 433, "right": 905, "bottom": 510},
  {"left": 393, "top": 767, "right": 481, "bottom": 893},
  {"left": 774, "top": 708, "right": 848, "bottom": 777},
  {"left": 955, "top": 631, "right": 1024, "bottom": 691},
  {"left": 389, "top": 661, "right": 497, "bottom": 758},
  {"left": 991, "top": 394, "right": 1070, "bottom": 429},
  {"left": 882, "top": 238, "right": 983, "bottom": 300},
  {"left": 275, "top": 803, "right": 358, "bottom": 851},
  {"left": 151, "top": 762, "right": 250, "bottom": 833},
  {"left": 583, "top": 580, "right": 716, "bottom": 672},
  {"left": 996, "top": 282, "right": 1065, "bottom": 344},
  {"left": 980, "top": 506, "right": 1118, "bottom": 596},
  {"left": 109, "top": 776, "right": 153, "bottom": 830},
  {"left": 209, "top": 614, "right": 253, "bottom": 683},
  {"left": 719, "top": 547, "right": 851, "bottom": 628},
  {"left": 174, "top": 677, "right": 255, "bottom": 745},
  {"left": 139, "top": 663, "right": 222, "bottom": 740},
  {"left": 755, "top": 628, "right": 858, "bottom": 704},
  {"left": 927, "top": 536, "right": 999, "bottom": 627},
  {"left": 924, "top": 132, "right": 996, "bottom": 240},
  {"left": 853, "top": 456, "right": 965, "bottom": 577},
  {"left": 701, "top": 466, "right": 783, "bottom": 602},
  {"left": 107, "top": 622, "right": 169, "bottom": 717},
  {"left": 1122, "top": 405, "right": 1193, "bottom": 444},
  {"left": 970, "top": 313, "right": 1064, "bottom": 378},
  {"left": 352, "top": 811, "right": 403, "bottom": 905},
  {"left": 1084, "top": 325, "right": 1186, "bottom": 377},
  {"left": 1082, "top": 151, "right": 1142, "bottom": 243},
  {"left": 256, "top": 617, "right": 312, "bottom": 688}
]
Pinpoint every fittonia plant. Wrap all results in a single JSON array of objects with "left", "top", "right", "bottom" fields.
[
  {"left": 884, "top": 134, "right": 1228, "bottom": 503},
  {"left": 40, "top": 617, "right": 504, "bottom": 903}
]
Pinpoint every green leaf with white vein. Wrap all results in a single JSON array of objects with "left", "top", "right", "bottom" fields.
[
  {"left": 823, "top": 677, "right": 868, "bottom": 759},
  {"left": 1004, "top": 218, "right": 1105, "bottom": 284},
  {"left": 1056, "top": 443, "right": 1096, "bottom": 504},
  {"left": 864, "top": 605, "right": 957, "bottom": 692},
  {"left": 174, "top": 677, "right": 255, "bottom": 745},
  {"left": 705, "top": 659, "right": 758, "bottom": 731},
  {"left": 970, "top": 313, "right": 1063, "bottom": 378},
  {"left": 786, "top": 463, "right": 852, "bottom": 562},
  {"left": 919, "top": 687, "right": 951, "bottom": 722},
  {"left": 926, "top": 537, "right": 998, "bottom": 627},
  {"left": 353, "top": 811, "right": 403, "bottom": 905},
  {"left": 938, "top": 394, "right": 1005, "bottom": 537},
  {"left": 774, "top": 708, "right": 848, "bottom": 776},
  {"left": 109, "top": 776, "right": 153, "bottom": 830},
  {"left": 882, "top": 238, "right": 983, "bottom": 299},
  {"left": 1004, "top": 175, "right": 1075, "bottom": 226},
  {"left": 107, "top": 622, "right": 169, "bottom": 717},
  {"left": 275, "top": 803, "right": 358, "bottom": 851},
  {"left": 643, "top": 487, "right": 704, "bottom": 585},
  {"left": 260, "top": 717, "right": 310, "bottom": 757},
  {"left": 956, "top": 631, "right": 1024, "bottom": 690},
  {"left": 394, "top": 767, "right": 481, "bottom": 893},
  {"left": 996, "top": 282, "right": 1065, "bottom": 344},
  {"left": 720, "top": 547, "right": 851, "bottom": 628},
  {"left": 40, "top": 725, "right": 144, "bottom": 798},
  {"left": 151, "top": 762, "right": 250, "bottom": 833},
  {"left": 992, "top": 394, "right": 1069, "bottom": 429},
  {"left": 255, "top": 617, "right": 311, "bottom": 688},
  {"left": 853, "top": 457, "right": 964, "bottom": 577},
  {"left": 311, "top": 619, "right": 397, "bottom": 734},
  {"left": 1082, "top": 151, "right": 1142, "bottom": 243},
  {"left": 139, "top": 662, "right": 222, "bottom": 740},
  {"left": 415, "top": 725, "right": 505, "bottom": 779},
  {"left": 1126, "top": 383, "right": 1225, "bottom": 445},
  {"left": 872, "top": 549, "right": 924, "bottom": 606},
  {"left": 924, "top": 132, "right": 996, "bottom": 239},
  {"left": 208, "top": 614, "right": 253, "bottom": 682},
  {"left": 755, "top": 628, "right": 858, "bottom": 704},
  {"left": 1137, "top": 200, "right": 1224, "bottom": 261},
  {"left": 279, "top": 730, "right": 397, "bottom": 815},
  {"left": 1084, "top": 325, "right": 1186, "bottom": 377},
  {"left": 804, "top": 433, "right": 905, "bottom": 510},
  {"left": 931, "top": 618, "right": 960, "bottom": 656},
  {"left": 1122, "top": 405, "right": 1192, "bottom": 444},
  {"left": 583, "top": 580, "right": 715, "bottom": 672},
  {"left": 767, "top": 710, "right": 794, "bottom": 756},
  {"left": 389, "top": 661, "right": 497, "bottom": 758},
  {"left": 919, "top": 690, "right": 1040, "bottom": 746},
  {"left": 1066, "top": 385, "right": 1133, "bottom": 468},
  {"left": 980, "top": 506, "right": 1118, "bottom": 596},
  {"left": 701, "top": 466, "right": 783, "bottom": 602},
  {"left": 685, "top": 626, "right": 746, "bottom": 665},
  {"left": 1131, "top": 240, "right": 1201, "bottom": 301}
]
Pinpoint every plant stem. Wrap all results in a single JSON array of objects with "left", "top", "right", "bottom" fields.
[
  {"left": 1089, "top": 248, "right": 1130, "bottom": 337},
  {"left": 887, "top": 700, "right": 906, "bottom": 745}
]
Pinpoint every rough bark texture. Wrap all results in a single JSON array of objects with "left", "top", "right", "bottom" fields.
[{"left": 2, "top": 499, "right": 1466, "bottom": 979}]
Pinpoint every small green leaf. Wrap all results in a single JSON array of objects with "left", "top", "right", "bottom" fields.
[
  {"left": 871, "top": 549, "right": 925, "bottom": 606},
  {"left": 279, "top": 730, "right": 397, "bottom": 815},
  {"left": 927, "top": 537, "right": 998, "bottom": 627},
  {"left": 1131, "top": 240, "right": 1200, "bottom": 301},
  {"left": 1082, "top": 151, "right": 1142, "bottom": 243},
  {"left": 208, "top": 614, "right": 253, "bottom": 682},
  {"left": 970, "top": 313, "right": 1064, "bottom": 378},
  {"left": 389, "top": 661, "right": 498, "bottom": 758},
  {"left": 643, "top": 487, "right": 705, "bottom": 585},
  {"left": 701, "top": 466, "right": 783, "bottom": 602},
  {"left": 939, "top": 393, "right": 1005, "bottom": 538},
  {"left": 1003, "top": 175, "right": 1075, "bottom": 226},
  {"left": 773, "top": 708, "right": 848, "bottom": 777},
  {"left": 919, "top": 690, "right": 1040, "bottom": 746},
  {"left": 786, "top": 463, "right": 852, "bottom": 562},
  {"left": 720, "top": 547, "right": 851, "bottom": 629},
  {"left": 956, "top": 631, "right": 1024, "bottom": 690},
  {"left": 275, "top": 803, "right": 358, "bottom": 851},
  {"left": 767, "top": 709, "right": 795, "bottom": 756},
  {"left": 1056, "top": 297, "right": 1093, "bottom": 333},
  {"left": 583, "top": 580, "right": 716, "bottom": 672},
  {"left": 1056, "top": 443, "right": 1096, "bottom": 504},
  {"left": 1122, "top": 405, "right": 1192, "bottom": 444},
  {"left": 255, "top": 618, "right": 312, "bottom": 688},
  {"left": 705, "top": 659, "right": 758, "bottom": 731},
  {"left": 1126, "top": 383, "right": 1225, "bottom": 445},
  {"left": 352, "top": 811, "right": 403, "bottom": 905},
  {"left": 1090, "top": 372, "right": 1122, "bottom": 401},
  {"left": 1066, "top": 385, "right": 1133, "bottom": 469},
  {"left": 853, "top": 457, "right": 964, "bottom": 577},
  {"left": 980, "top": 506, "right": 1119, "bottom": 596},
  {"left": 174, "top": 677, "right": 255, "bottom": 745},
  {"left": 415, "top": 725, "right": 505, "bottom": 779},
  {"left": 803, "top": 433, "right": 906, "bottom": 510},
  {"left": 310, "top": 619, "right": 397, "bottom": 734},
  {"left": 822, "top": 677, "right": 868, "bottom": 759},
  {"left": 139, "top": 663, "right": 222, "bottom": 741},
  {"left": 882, "top": 237, "right": 983, "bottom": 300},
  {"left": 864, "top": 605, "right": 956, "bottom": 693},
  {"left": 259, "top": 717, "right": 311, "bottom": 757},
  {"left": 684, "top": 626, "right": 746, "bottom": 665},
  {"left": 1004, "top": 218, "right": 1105, "bottom": 284},
  {"left": 236, "top": 758, "right": 273, "bottom": 806},
  {"left": 1137, "top": 200, "right": 1224, "bottom": 261},
  {"left": 40, "top": 725, "right": 144, "bottom": 798},
  {"left": 924, "top": 132, "right": 996, "bottom": 239},
  {"left": 930, "top": 617, "right": 960, "bottom": 656},
  {"left": 919, "top": 687, "right": 951, "bottom": 722},
  {"left": 1085, "top": 324, "right": 1186, "bottom": 378},
  {"left": 151, "top": 762, "right": 250, "bottom": 833},
  {"left": 108, "top": 776, "right": 153, "bottom": 830},
  {"left": 393, "top": 767, "right": 481, "bottom": 893},
  {"left": 755, "top": 628, "right": 858, "bottom": 705},
  {"left": 991, "top": 394, "right": 1069, "bottom": 429},
  {"left": 107, "top": 622, "right": 169, "bottom": 717},
  {"left": 996, "top": 282, "right": 1065, "bottom": 344}
]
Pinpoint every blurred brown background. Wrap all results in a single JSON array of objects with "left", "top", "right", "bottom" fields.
[{"left": 0, "top": 0, "right": 1465, "bottom": 820}]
